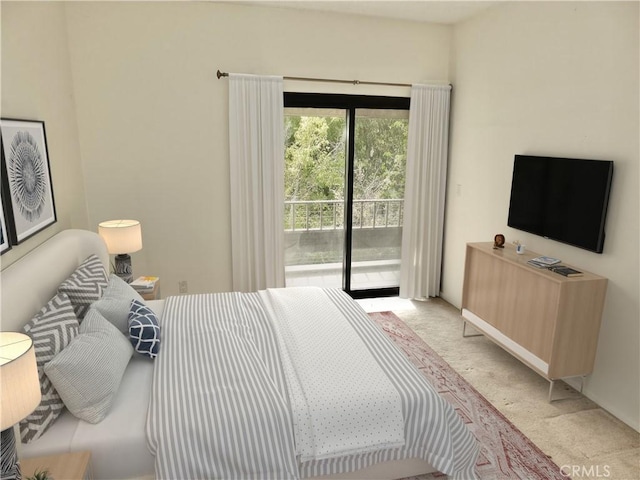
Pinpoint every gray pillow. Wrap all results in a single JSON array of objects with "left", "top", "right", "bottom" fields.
[
  {"left": 20, "top": 293, "right": 79, "bottom": 443},
  {"left": 44, "top": 309, "right": 133, "bottom": 424},
  {"left": 58, "top": 254, "right": 109, "bottom": 319},
  {"left": 92, "top": 274, "right": 145, "bottom": 333}
]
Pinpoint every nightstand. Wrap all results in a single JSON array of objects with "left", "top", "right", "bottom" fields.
[
  {"left": 140, "top": 279, "right": 161, "bottom": 300},
  {"left": 21, "top": 450, "right": 92, "bottom": 480}
]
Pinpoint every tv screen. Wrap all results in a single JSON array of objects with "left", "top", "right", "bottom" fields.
[{"left": 507, "top": 155, "right": 614, "bottom": 253}]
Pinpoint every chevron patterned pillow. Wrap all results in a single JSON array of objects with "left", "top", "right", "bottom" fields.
[
  {"left": 128, "top": 299, "right": 161, "bottom": 359},
  {"left": 20, "top": 293, "right": 79, "bottom": 443},
  {"left": 58, "top": 254, "right": 109, "bottom": 319}
]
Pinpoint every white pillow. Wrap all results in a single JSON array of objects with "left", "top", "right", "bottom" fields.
[
  {"left": 92, "top": 274, "right": 145, "bottom": 333},
  {"left": 44, "top": 309, "right": 133, "bottom": 424}
]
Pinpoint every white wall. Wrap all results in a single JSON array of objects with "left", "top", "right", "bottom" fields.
[
  {"left": 62, "top": 1, "right": 451, "bottom": 296},
  {"left": 0, "top": 2, "right": 89, "bottom": 269},
  {"left": 445, "top": 1, "right": 639, "bottom": 430}
]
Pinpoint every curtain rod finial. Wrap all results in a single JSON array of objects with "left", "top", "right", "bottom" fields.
[{"left": 217, "top": 69, "right": 228, "bottom": 79}]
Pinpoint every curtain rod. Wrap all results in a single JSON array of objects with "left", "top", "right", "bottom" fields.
[{"left": 216, "top": 69, "right": 412, "bottom": 88}]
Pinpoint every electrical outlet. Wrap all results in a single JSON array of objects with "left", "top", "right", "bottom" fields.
[{"left": 178, "top": 280, "right": 188, "bottom": 294}]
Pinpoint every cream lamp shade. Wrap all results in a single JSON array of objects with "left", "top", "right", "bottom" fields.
[
  {"left": 98, "top": 219, "right": 143, "bottom": 283},
  {"left": 0, "top": 332, "right": 41, "bottom": 431},
  {"left": 0, "top": 332, "right": 41, "bottom": 480},
  {"left": 98, "top": 219, "right": 143, "bottom": 255}
]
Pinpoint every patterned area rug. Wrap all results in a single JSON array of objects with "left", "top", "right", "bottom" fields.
[{"left": 369, "top": 311, "right": 567, "bottom": 480}]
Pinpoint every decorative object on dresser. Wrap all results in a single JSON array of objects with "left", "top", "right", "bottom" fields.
[
  {"left": 462, "top": 242, "right": 607, "bottom": 401},
  {"left": 512, "top": 240, "right": 526, "bottom": 254},
  {"left": 98, "top": 220, "right": 142, "bottom": 283},
  {"left": 0, "top": 118, "right": 57, "bottom": 244},
  {"left": 0, "top": 332, "right": 42, "bottom": 480},
  {"left": 493, "top": 233, "right": 505, "bottom": 249}
]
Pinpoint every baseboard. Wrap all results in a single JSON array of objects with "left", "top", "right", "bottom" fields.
[{"left": 571, "top": 382, "right": 640, "bottom": 433}]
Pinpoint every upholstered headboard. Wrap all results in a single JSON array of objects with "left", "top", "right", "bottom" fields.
[{"left": 0, "top": 230, "right": 109, "bottom": 332}]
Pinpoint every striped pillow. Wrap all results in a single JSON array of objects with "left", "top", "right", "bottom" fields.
[
  {"left": 44, "top": 309, "right": 133, "bottom": 424},
  {"left": 93, "top": 275, "right": 145, "bottom": 333},
  {"left": 58, "top": 254, "right": 108, "bottom": 319},
  {"left": 20, "top": 293, "right": 79, "bottom": 443}
]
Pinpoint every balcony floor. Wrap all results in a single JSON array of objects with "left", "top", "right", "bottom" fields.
[{"left": 285, "top": 259, "right": 400, "bottom": 290}]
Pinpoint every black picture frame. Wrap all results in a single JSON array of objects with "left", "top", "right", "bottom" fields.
[
  {"left": 0, "top": 191, "right": 11, "bottom": 255},
  {"left": 0, "top": 118, "right": 57, "bottom": 244}
]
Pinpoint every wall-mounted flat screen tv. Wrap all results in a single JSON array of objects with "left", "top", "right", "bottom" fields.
[{"left": 507, "top": 155, "right": 614, "bottom": 254}]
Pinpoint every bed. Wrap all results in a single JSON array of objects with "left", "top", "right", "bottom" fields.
[{"left": 1, "top": 229, "right": 478, "bottom": 480}]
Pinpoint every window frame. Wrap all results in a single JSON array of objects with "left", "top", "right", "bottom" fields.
[{"left": 284, "top": 92, "right": 410, "bottom": 299}]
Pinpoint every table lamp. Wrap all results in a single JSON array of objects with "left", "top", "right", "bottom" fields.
[
  {"left": 98, "top": 219, "right": 143, "bottom": 283},
  {"left": 0, "top": 332, "right": 41, "bottom": 480}
]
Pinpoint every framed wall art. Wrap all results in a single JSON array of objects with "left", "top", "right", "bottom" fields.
[
  {"left": 0, "top": 193, "right": 11, "bottom": 255},
  {"left": 0, "top": 118, "right": 57, "bottom": 244}
]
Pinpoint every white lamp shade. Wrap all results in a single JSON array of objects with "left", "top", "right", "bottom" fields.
[
  {"left": 98, "top": 220, "right": 143, "bottom": 255},
  {"left": 0, "top": 332, "right": 41, "bottom": 430}
]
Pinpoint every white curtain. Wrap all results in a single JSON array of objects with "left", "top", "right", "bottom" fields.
[
  {"left": 399, "top": 84, "right": 451, "bottom": 299},
  {"left": 228, "top": 74, "right": 285, "bottom": 292}
]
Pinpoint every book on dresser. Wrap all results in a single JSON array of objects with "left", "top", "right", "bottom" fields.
[
  {"left": 549, "top": 265, "right": 583, "bottom": 277},
  {"left": 528, "top": 259, "right": 552, "bottom": 268},
  {"left": 530, "top": 255, "right": 561, "bottom": 265}
]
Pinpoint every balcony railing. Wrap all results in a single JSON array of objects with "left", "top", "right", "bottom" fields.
[{"left": 284, "top": 199, "right": 404, "bottom": 231}]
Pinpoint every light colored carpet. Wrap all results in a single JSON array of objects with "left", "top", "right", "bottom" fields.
[{"left": 357, "top": 297, "right": 640, "bottom": 480}]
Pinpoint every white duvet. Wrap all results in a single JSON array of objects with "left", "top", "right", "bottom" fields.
[{"left": 263, "top": 287, "right": 405, "bottom": 461}]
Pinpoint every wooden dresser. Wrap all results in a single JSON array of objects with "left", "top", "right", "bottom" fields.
[{"left": 461, "top": 242, "right": 607, "bottom": 391}]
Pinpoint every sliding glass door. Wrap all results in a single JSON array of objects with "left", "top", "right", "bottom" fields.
[
  {"left": 349, "top": 108, "right": 408, "bottom": 291},
  {"left": 284, "top": 93, "right": 409, "bottom": 298},
  {"left": 284, "top": 107, "right": 346, "bottom": 289}
]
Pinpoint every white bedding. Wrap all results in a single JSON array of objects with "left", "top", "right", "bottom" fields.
[
  {"left": 22, "top": 356, "right": 154, "bottom": 478},
  {"left": 20, "top": 300, "right": 164, "bottom": 480},
  {"left": 263, "top": 287, "right": 405, "bottom": 461}
]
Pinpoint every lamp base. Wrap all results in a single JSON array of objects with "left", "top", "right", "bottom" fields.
[
  {"left": 114, "top": 254, "right": 133, "bottom": 283},
  {"left": 1, "top": 427, "right": 21, "bottom": 480}
]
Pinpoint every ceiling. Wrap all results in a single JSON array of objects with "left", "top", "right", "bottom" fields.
[{"left": 234, "top": 1, "right": 499, "bottom": 25}]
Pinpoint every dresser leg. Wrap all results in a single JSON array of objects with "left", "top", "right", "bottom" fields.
[
  {"left": 548, "top": 377, "right": 586, "bottom": 402},
  {"left": 548, "top": 380, "right": 556, "bottom": 402},
  {"left": 462, "top": 320, "right": 483, "bottom": 338}
]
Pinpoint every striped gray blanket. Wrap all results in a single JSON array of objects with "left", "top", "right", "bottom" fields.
[{"left": 146, "top": 289, "right": 478, "bottom": 479}]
